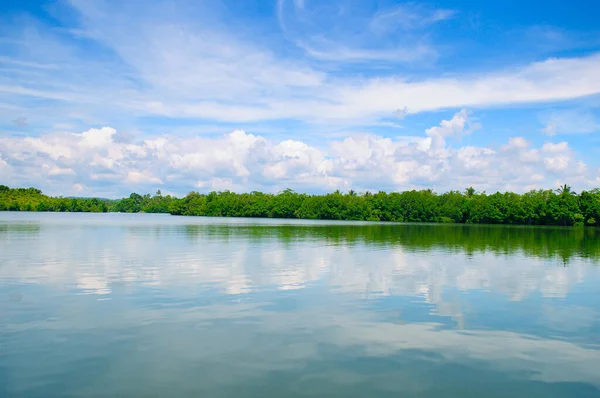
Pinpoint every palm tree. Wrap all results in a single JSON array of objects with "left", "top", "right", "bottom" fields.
[
  {"left": 348, "top": 189, "right": 356, "bottom": 197},
  {"left": 465, "top": 187, "right": 476, "bottom": 198},
  {"left": 556, "top": 184, "right": 576, "bottom": 196}
]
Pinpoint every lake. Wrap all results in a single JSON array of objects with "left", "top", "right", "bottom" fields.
[{"left": 1, "top": 212, "right": 600, "bottom": 397}]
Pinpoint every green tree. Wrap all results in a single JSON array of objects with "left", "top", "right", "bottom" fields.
[
  {"left": 2, "top": 184, "right": 600, "bottom": 228},
  {"left": 556, "top": 184, "right": 575, "bottom": 196}
]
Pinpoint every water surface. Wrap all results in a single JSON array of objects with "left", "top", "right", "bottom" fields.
[{"left": 1, "top": 212, "right": 600, "bottom": 397}]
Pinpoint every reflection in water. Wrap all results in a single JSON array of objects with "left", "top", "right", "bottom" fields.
[{"left": 1, "top": 213, "right": 600, "bottom": 397}]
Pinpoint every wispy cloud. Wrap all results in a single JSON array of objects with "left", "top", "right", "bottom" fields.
[
  {"left": 295, "top": 40, "right": 436, "bottom": 63},
  {"left": 369, "top": 3, "right": 456, "bottom": 34},
  {"left": 517, "top": 25, "right": 600, "bottom": 53},
  {"left": 0, "top": 56, "right": 59, "bottom": 70},
  {"left": 277, "top": 0, "right": 446, "bottom": 64},
  {"left": 1, "top": 0, "right": 599, "bottom": 128},
  {"left": 540, "top": 109, "right": 600, "bottom": 136}
]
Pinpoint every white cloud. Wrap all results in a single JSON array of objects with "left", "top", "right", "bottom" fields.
[
  {"left": 1, "top": 1, "right": 599, "bottom": 195},
  {"left": 0, "top": 155, "right": 10, "bottom": 179},
  {"left": 323, "top": 55, "right": 600, "bottom": 122},
  {"left": 127, "top": 171, "right": 163, "bottom": 185},
  {"left": 542, "top": 141, "right": 569, "bottom": 153},
  {"left": 45, "top": 165, "right": 76, "bottom": 176},
  {"left": 0, "top": 56, "right": 59, "bottom": 70},
  {"left": 394, "top": 106, "right": 409, "bottom": 119},
  {"left": 0, "top": 111, "right": 596, "bottom": 196},
  {"left": 294, "top": 41, "right": 436, "bottom": 63},
  {"left": 120, "top": 54, "right": 600, "bottom": 123},
  {"left": 1, "top": 0, "right": 600, "bottom": 127},
  {"left": 540, "top": 124, "right": 557, "bottom": 137},
  {"left": 69, "top": 0, "right": 324, "bottom": 99}
]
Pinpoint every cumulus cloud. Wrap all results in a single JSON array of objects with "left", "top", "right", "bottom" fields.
[{"left": 0, "top": 111, "right": 596, "bottom": 196}]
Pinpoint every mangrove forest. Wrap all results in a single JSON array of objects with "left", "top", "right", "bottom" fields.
[{"left": 2, "top": 184, "right": 599, "bottom": 227}]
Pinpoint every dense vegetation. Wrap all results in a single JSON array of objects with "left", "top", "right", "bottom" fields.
[
  {"left": 1, "top": 184, "right": 600, "bottom": 227},
  {"left": 0, "top": 186, "right": 111, "bottom": 212}
]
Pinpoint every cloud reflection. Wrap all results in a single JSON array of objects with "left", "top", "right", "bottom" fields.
[
  {"left": 2, "top": 215, "right": 599, "bottom": 303},
  {"left": 2, "top": 214, "right": 600, "bottom": 395}
]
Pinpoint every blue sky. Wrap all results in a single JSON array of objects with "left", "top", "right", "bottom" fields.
[{"left": 1, "top": 0, "right": 600, "bottom": 197}]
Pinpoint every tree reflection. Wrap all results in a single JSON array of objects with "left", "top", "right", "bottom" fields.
[{"left": 181, "top": 223, "right": 600, "bottom": 264}]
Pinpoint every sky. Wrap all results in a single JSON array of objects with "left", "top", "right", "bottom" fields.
[{"left": 1, "top": 0, "right": 600, "bottom": 198}]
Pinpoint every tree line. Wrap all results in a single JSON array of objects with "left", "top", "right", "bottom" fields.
[{"left": 1, "top": 184, "right": 599, "bottom": 227}]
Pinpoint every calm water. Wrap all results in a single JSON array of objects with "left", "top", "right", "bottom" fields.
[{"left": 1, "top": 213, "right": 600, "bottom": 397}]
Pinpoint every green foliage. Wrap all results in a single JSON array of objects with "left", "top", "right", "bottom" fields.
[
  {"left": 2, "top": 184, "right": 600, "bottom": 227},
  {"left": 165, "top": 186, "right": 600, "bottom": 227},
  {"left": 110, "top": 192, "right": 175, "bottom": 213},
  {"left": 0, "top": 187, "right": 110, "bottom": 212}
]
